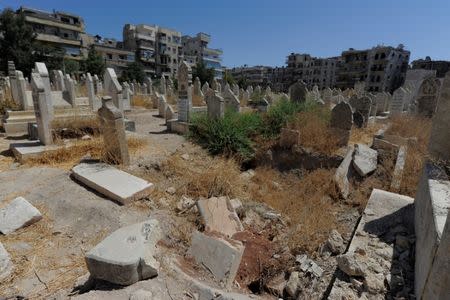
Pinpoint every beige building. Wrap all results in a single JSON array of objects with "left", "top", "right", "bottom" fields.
[
  {"left": 182, "top": 33, "right": 224, "bottom": 79},
  {"left": 229, "top": 66, "right": 273, "bottom": 87},
  {"left": 18, "top": 6, "right": 89, "bottom": 61},
  {"left": 92, "top": 37, "right": 135, "bottom": 76},
  {"left": 123, "top": 24, "right": 183, "bottom": 77}
]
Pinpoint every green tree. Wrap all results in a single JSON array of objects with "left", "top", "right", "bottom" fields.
[
  {"left": 0, "top": 8, "right": 36, "bottom": 76},
  {"left": 33, "top": 43, "right": 65, "bottom": 71},
  {"left": 237, "top": 76, "right": 248, "bottom": 89},
  {"left": 192, "top": 60, "right": 214, "bottom": 85},
  {"left": 223, "top": 70, "right": 235, "bottom": 85},
  {"left": 119, "top": 62, "right": 145, "bottom": 82},
  {"left": 83, "top": 45, "right": 105, "bottom": 76},
  {"left": 64, "top": 59, "right": 80, "bottom": 75}
]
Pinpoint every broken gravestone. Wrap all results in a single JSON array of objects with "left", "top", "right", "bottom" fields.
[
  {"left": 352, "top": 144, "right": 378, "bottom": 177},
  {"left": 0, "top": 243, "right": 13, "bottom": 281},
  {"left": 0, "top": 197, "right": 42, "bottom": 234},
  {"left": 85, "top": 219, "right": 162, "bottom": 286}
]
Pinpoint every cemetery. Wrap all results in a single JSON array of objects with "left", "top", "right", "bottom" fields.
[{"left": 0, "top": 57, "right": 447, "bottom": 300}]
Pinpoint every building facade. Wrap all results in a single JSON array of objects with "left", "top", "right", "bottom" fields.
[
  {"left": 123, "top": 24, "right": 183, "bottom": 78},
  {"left": 91, "top": 36, "right": 135, "bottom": 76},
  {"left": 182, "top": 33, "right": 224, "bottom": 79},
  {"left": 411, "top": 57, "right": 450, "bottom": 78},
  {"left": 336, "top": 45, "right": 410, "bottom": 92},
  {"left": 18, "top": 6, "right": 89, "bottom": 61},
  {"left": 229, "top": 65, "right": 273, "bottom": 87}
]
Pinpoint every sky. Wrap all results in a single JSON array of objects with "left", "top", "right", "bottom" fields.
[{"left": 1, "top": 0, "right": 449, "bottom": 67}]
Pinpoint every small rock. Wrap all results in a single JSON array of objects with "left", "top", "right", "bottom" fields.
[
  {"left": 0, "top": 197, "right": 42, "bottom": 234},
  {"left": 265, "top": 273, "right": 286, "bottom": 297},
  {"left": 81, "top": 134, "right": 92, "bottom": 141},
  {"left": 166, "top": 187, "right": 176, "bottom": 195},
  {"left": 337, "top": 254, "right": 366, "bottom": 277},
  {"left": 364, "top": 273, "right": 386, "bottom": 294},
  {"left": 285, "top": 271, "right": 300, "bottom": 297},
  {"left": 350, "top": 277, "right": 364, "bottom": 292},
  {"left": 240, "top": 169, "right": 255, "bottom": 180},
  {"left": 130, "top": 289, "right": 154, "bottom": 300},
  {"left": 229, "top": 198, "right": 243, "bottom": 215},
  {"left": 181, "top": 154, "right": 190, "bottom": 160},
  {"left": 176, "top": 196, "right": 195, "bottom": 212},
  {"left": 263, "top": 212, "right": 281, "bottom": 220},
  {"left": 324, "top": 230, "right": 345, "bottom": 255}
]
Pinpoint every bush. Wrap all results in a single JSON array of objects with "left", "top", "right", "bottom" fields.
[{"left": 190, "top": 110, "right": 262, "bottom": 162}]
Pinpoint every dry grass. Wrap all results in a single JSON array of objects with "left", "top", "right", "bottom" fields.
[
  {"left": 349, "top": 122, "right": 384, "bottom": 146},
  {"left": 75, "top": 84, "right": 88, "bottom": 97},
  {"left": 131, "top": 94, "right": 153, "bottom": 109},
  {"left": 25, "top": 136, "right": 147, "bottom": 169},
  {"left": 287, "top": 110, "right": 340, "bottom": 155},
  {"left": 249, "top": 167, "right": 340, "bottom": 254},
  {"left": 51, "top": 116, "right": 100, "bottom": 138},
  {"left": 386, "top": 115, "right": 432, "bottom": 196}
]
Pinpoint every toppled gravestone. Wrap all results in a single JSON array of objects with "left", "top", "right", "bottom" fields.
[
  {"left": 0, "top": 242, "right": 13, "bottom": 281},
  {"left": 334, "top": 146, "right": 354, "bottom": 199},
  {"left": 85, "top": 219, "right": 162, "bottom": 286},
  {"left": 72, "top": 162, "right": 154, "bottom": 204},
  {"left": 352, "top": 143, "right": 378, "bottom": 176},
  {"left": 0, "top": 197, "right": 42, "bottom": 234},
  {"left": 197, "top": 196, "right": 243, "bottom": 237},
  {"left": 188, "top": 230, "right": 244, "bottom": 288}
]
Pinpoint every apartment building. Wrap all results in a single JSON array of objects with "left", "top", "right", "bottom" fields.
[
  {"left": 18, "top": 6, "right": 89, "bottom": 60},
  {"left": 182, "top": 33, "right": 224, "bottom": 79},
  {"left": 91, "top": 36, "right": 135, "bottom": 76},
  {"left": 229, "top": 65, "right": 273, "bottom": 87},
  {"left": 285, "top": 53, "right": 339, "bottom": 89},
  {"left": 336, "top": 45, "right": 410, "bottom": 92},
  {"left": 123, "top": 24, "right": 183, "bottom": 77},
  {"left": 411, "top": 57, "right": 450, "bottom": 78}
]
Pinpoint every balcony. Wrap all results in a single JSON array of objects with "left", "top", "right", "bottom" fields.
[
  {"left": 36, "top": 33, "right": 81, "bottom": 46},
  {"left": 25, "top": 15, "right": 84, "bottom": 32}
]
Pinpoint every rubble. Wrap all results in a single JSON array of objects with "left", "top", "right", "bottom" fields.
[
  {"left": 323, "top": 229, "right": 346, "bottom": 255},
  {"left": 0, "top": 243, "right": 13, "bottom": 282},
  {"left": 0, "top": 197, "right": 42, "bottom": 234}
]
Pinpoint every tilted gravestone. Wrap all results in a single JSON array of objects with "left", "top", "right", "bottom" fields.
[
  {"left": 289, "top": 81, "right": 307, "bottom": 103},
  {"left": 64, "top": 74, "right": 76, "bottom": 107},
  {"left": 104, "top": 68, "right": 123, "bottom": 113},
  {"left": 416, "top": 76, "right": 441, "bottom": 117},
  {"left": 222, "top": 85, "right": 240, "bottom": 113},
  {"left": 206, "top": 89, "right": 225, "bottom": 120},
  {"left": 160, "top": 76, "right": 166, "bottom": 95},
  {"left": 98, "top": 96, "right": 130, "bottom": 165},
  {"left": 30, "top": 72, "right": 53, "bottom": 145},
  {"left": 330, "top": 102, "right": 353, "bottom": 146},
  {"left": 177, "top": 61, "right": 192, "bottom": 123}
]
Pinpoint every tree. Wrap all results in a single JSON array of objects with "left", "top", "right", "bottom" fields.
[
  {"left": 237, "top": 76, "right": 248, "bottom": 89},
  {"left": 223, "top": 70, "right": 235, "bottom": 85},
  {"left": 64, "top": 59, "right": 80, "bottom": 75},
  {"left": 119, "top": 62, "right": 145, "bottom": 83},
  {"left": 33, "top": 43, "right": 65, "bottom": 71},
  {"left": 83, "top": 45, "right": 105, "bottom": 76},
  {"left": 192, "top": 60, "right": 214, "bottom": 85},
  {"left": 0, "top": 8, "right": 36, "bottom": 76}
]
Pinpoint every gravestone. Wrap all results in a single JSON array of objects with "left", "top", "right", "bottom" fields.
[
  {"left": 177, "top": 62, "right": 192, "bottom": 123},
  {"left": 206, "top": 89, "right": 224, "bottom": 119},
  {"left": 144, "top": 77, "right": 153, "bottom": 94},
  {"left": 158, "top": 95, "right": 168, "bottom": 118},
  {"left": 390, "top": 87, "right": 407, "bottom": 115},
  {"left": 202, "top": 81, "right": 210, "bottom": 95},
  {"left": 98, "top": 96, "right": 130, "bottom": 165},
  {"left": 416, "top": 76, "right": 441, "bottom": 117},
  {"left": 160, "top": 76, "right": 166, "bottom": 95},
  {"left": 353, "top": 112, "right": 364, "bottom": 128},
  {"left": 53, "top": 70, "right": 65, "bottom": 91},
  {"left": 222, "top": 85, "right": 240, "bottom": 112},
  {"left": 212, "top": 78, "right": 221, "bottom": 93},
  {"left": 93, "top": 75, "right": 102, "bottom": 95},
  {"left": 232, "top": 83, "right": 240, "bottom": 97},
  {"left": 122, "top": 82, "right": 132, "bottom": 111},
  {"left": 330, "top": 102, "right": 353, "bottom": 146},
  {"left": 86, "top": 73, "right": 100, "bottom": 111},
  {"left": 322, "top": 87, "right": 333, "bottom": 104},
  {"left": 8, "top": 61, "right": 19, "bottom": 104},
  {"left": 289, "top": 81, "right": 307, "bottom": 103},
  {"left": 192, "top": 76, "right": 204, "bottom": 105},
  {"left": 354, "top": 81, "right": 366, "bottom": 97},
  {"left": 374, "top": 93, "right": 387, "bottom": 114},
  {"left": 64, "top": 74, "right": 76, "bottom": 107},
  {"left": 16, "top": 71, "right": 30, "bottom": 110},
  {"left": 104, "top": 68, "right": 123, "bottom": 113},
  {"left": 349, "top": 95, "right": 371, "bottom": 127},
  {"left": 428, "top": 71, "right": 450, "bottom": 161},
  {"left": 165, "top": 105, "right": 175, "bottom": 124},
  {"left": 30, "top": 73, "right": 53, "bottom": 145}
]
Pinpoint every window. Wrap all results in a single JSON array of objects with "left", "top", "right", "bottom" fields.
[
  {"left": 119, "top": 55, "right": 126, "bottom": 60},
  {"left": 107, "top": 54, "right": 113, "bottom": 60},
  {"left": 375, "top": 54, "right": 379, "bottom": 60}
]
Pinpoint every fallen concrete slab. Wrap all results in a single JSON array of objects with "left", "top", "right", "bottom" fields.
[
  {"left": 197, "top": 196, "right": 243, "bottom": 237},
  {"left": 352, "top": 143, "right": 378, "bottom": 176},
  {"left": 334, "top": 146, "right": 354, "bottom": 199},
  {"left": 188, "top": 231, "right": 244, "bottom": 288},
  {"left": 0, "top": 197, "right": 42, "bottom": 234},
  {"left": 9, "top": 141, "right": 64, "bottom": 163},
  {"left": 85, "top": 219, "right": 162, "bottom": 286},
  {"left": 391, "top": 145, "right": 407, "bottom": 191},
  {"left": 0, "top": 242, "right": 13, "bottom": 282},
  {"left": 71, "top": 162, "right": 154, "bottom": 204}
]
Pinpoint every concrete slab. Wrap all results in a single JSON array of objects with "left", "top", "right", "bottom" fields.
[
  {"left": 0, "top": 197, "right": 42, "bottom": 234},
  {"left": 71, "top": 162, "right": 154, "bottom": 204},
  {"left": 334, "top": 146, "right": 354, "bottom": 199},
  {"left": 9, "top": 141, "right": 64, "bottom": 162},
  {"left": 0, "top": 242, "right": 13, "bottom": 282}
]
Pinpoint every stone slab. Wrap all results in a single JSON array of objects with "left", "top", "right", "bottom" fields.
[
  {"left": 9, "top": 141, "right": 65, "bottom": 163},
  {"left": 334, "top": 146, "right": 354, "bottom": 199},
  {"left": 71, "top": 162, "right": 154, "bottom": 204},
  {"left": 188, "top": 231, "right": 244, "bottom": 288},
  {"left": 352, "top": 143, "right": 378, "bottom": 176},
  {"left": 0, "top": 242, "right": 13, "bottom": 282},
  {"left": 0, "top": 197, "right": 42, "bottom": 234},
  {"left": 391, "top": 145, "right": 407, "bottom": 191},
  {"left": 85, "top": 220, "right": 162, "bottom": 285}
]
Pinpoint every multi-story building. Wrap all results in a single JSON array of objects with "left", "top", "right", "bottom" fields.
[
  {"left": 182, "top": 33, "right": 224, "bottom": 79},
  {"left": 336, "top": 45, "right": 410, "bottom": 92},
  {"left": 411, "top": 57, "right": 450, "bottom": 78},
  {"left": 18, "top": 6, "right": 89, "bottom": 61},
  {"left": 91, "top": 36, "right": 135, "bottom": 76},
  {"left": 285, "top": 53, "right": 339, "bottom": 89},
  {"left": 123, "top": 24, "right": 183, "bottom": 78},
  {"left": 229, "top": 65, "right": 273, "bottom": 87}
]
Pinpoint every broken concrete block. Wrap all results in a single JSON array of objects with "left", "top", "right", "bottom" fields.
[
  {"left": 0, "top": 197, "right": 42, "bottom": 234},
  {"left": 188, "top": 231, "right": 244, "bottom": 288},
  {"left": 72, "top": 162, "right": 153, "bottom": 204},
  {"left": 334, "top": 146, "right": 354, "bottom": 199},
  {"left": 0, "top": 242, "right": 13, "bottom": 281},
  {"left": 85, "top": 219, "right": 162, "bottom": 286},
  {"left": 352, "top": 143, "right": 377, "bottom": 176},
  {"left": 197, "top": 196, "right": 243, "bottom": 237},
  {"left": 336, "top": 254, "right": 366, "bottom": 277}
]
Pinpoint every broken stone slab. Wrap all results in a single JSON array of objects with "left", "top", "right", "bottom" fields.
[
  {"left": 334, "top": 145, "right": 354, "bottom": 199},
  {"left": 188, "top": 231, "right": 244, "bottom": 288},
  {"left": 197, "top": 196, "right": 243, "bottom": 237},
  {"left": 0, "top": 197, "right": 42, "bottom": 234},
  {"left": 296, "top": 254, "right": 323, "bottom": 277},
  {"left": 323, "top": 229, "right": 345, "bottom": 255},
  {"left": 71, "top": 162, "right": 154, "bottom": 204},
  {"left": 0, "top": 242, "right": 13, "bottom": 282},
  {"left": 390, "top": 145, "right": 407, "bottom": 191},
  {"left": 85, "top": 219, "right": 162, "bottom": 286},
  {"left": 352, "top": 143, "right": 378, "bottom": 176},
  {"left": 336, "top": 253, "right": 366, "bottom": 277}
]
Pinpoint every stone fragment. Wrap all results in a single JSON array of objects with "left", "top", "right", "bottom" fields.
[
  {"left": 364, "top": 273, "right": 386, "bottom": 294},
  {"left": 0, "top": 242, "right": 13, "bottom": 281},
  {"left": 337, "top": 254, "right": 366, "bottom": 277},
  {"left": 352, "top": 144, "right": 378, "bottom": 176},
  {"left": 285, "top": 271, "right": 300, "bottom": 297},
  {"left": 324, "top": 229, "right": 345, "bottom": 255},
  {"left": 391, "top": 145, "right": 407, "bottom": 191},
  {"left": 188, "top": 231, "right": 244, "bottom": 288},
  {"left": 166, "top": 187, "right": 176, "bottom": 195},
  {"left": 0, "top": 197, "right": 42, "bottom": 234},
  {"left": 197, "top": 197, "right": 243, "bottom": 237},
  {"left": 72, "top": 162, "right": 154, "bottom": 205},
  {"left": 334, "top": 146, "right": 354, "bottom": 199},
  {"left": 85, "top": 220, "right": 162, "bottom": 286}
]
